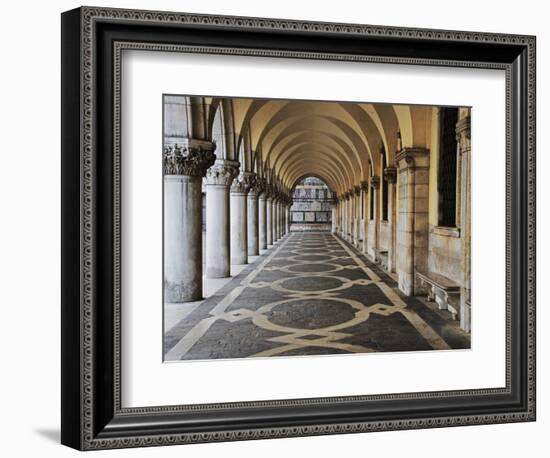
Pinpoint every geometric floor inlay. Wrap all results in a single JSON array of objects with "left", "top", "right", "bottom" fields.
[{"left": 164, "top": 232, "right": 471, "bottom": 361}]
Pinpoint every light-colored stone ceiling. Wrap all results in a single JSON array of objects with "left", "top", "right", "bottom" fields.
[{"left": 208, "top": 97, "right": 434, "bottom": 195}]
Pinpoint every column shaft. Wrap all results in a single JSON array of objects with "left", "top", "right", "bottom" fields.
[
  {"left": 205, "top": 159, "right": 239, "bottom": 278},
  {"left": 247, "top": 192, "right": 259, "bottom": 256},
  {"left": 266, "top": 198, "right": 273, "bottom": 246},
  {"left": 259, "top": 195, "right": 267, "bottom": 250},
  {"left": 230, "top": 190, "right": 248, "bottom": 265},
  {"left": 395, "top": 149, "right": 429, "bottom": 295},
  {"left": 206, "top": 184, "right": 230, "bottom": 277},
  {"left": 164, "top": 175, "right": 203, "bottom": 302}
]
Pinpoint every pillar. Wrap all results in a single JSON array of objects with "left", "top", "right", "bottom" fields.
[
  {"left": 457, "top": 114, "right": 471, "bottom": 332},
  {"left": 205, "top": 159, "right": 239, "bottom": 278},
  {"left": 258, "top": 190, "right": 268, "bottom": 250},
  {"left": 395, "top": 148, "right": 430, "bottom": 296},
  {"left": 330, "top": 198, "right": 338, "bottom": 234},
  {"left": 286, "top": 204, "right": 291, "bottom": 234},
  {"left": 266, "top": 194, "right": 273, "bottom": 246},
  {"left": 230, "top": 171, "right": 255, "bottom": 265},
  {"left": 247, "top": 179, "right": 261, "bottom": 256},
  {"left": 368, "top": 177, "right": 380, "bottom": 260},
  {"left": 163, "top": 141, "right": 215, "bottom": 302},
  {"left": 360, "top": 182, "right": 369, "bottom": 254},
  {"left": 274, "top": 199, "right": 279, "bottom": 241},
  {"left": 384, "top": 167, "right": 397, "bottom": 272},
  {"left": 353, "top": 186, "right": 361, "bottom": 248}
]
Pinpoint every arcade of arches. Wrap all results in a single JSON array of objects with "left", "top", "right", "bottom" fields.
[{"left": 163, "top": 95, "right": 471, "bottom": 360}]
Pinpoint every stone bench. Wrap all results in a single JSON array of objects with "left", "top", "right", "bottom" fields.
[{"left": 415, "top": 271, "right": 460, "bottom": 320}]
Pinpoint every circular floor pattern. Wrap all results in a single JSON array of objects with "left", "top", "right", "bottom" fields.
[
  {"left": 280, "top": 262, "right": 344, "bottom": 275},
  {"left": 270, "top": 275, "right": 352, "bottom": 293},
  {"left": 263, "top": 298, "right": 356, "bottom": 330},
  {"left": 292, "top": 248, "right": 333, "bottom": 255},
  {"left": 289, "top": 254, "right": 337, "bottom": 263}
]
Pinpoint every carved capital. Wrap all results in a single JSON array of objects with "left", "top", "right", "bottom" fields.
[
  {"left": 204, "top": 159, "right": 240, "bottom": 186},
  {"left": 384, "top": 167, "right": 397, "bottom": 184},
  {"left": 163, "top": 139, "right": 216, "bottom": 177},
  {"left": 456, "top": 116, "right": 471, "bottom": 154},
  {"left": 370, "top": 176, "right": 380, "bottom": 189},
  {"left": 395, "top": 147, "right": 430, "bottom": 169},
  {"left": 360, "top": 181, "right": 369, "bottom": 191},
  {"left": 353, "top": 185, "right": 361, "bottom": 196},
  {"left": 252, "top": 177, "right": 266, "bottom": 196},
  {"left": 231, "top": 171, "right": 256, "bottom": 194}
]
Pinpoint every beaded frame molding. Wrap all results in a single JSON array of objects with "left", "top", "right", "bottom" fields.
[{"left": 61, "top": 6, "right": 536, "bottom": 450}]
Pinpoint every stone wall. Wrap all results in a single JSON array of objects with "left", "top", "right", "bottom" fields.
[
  {"left": 290, "top": 177, "right": 333, "bottom": 230},
  {"left": 428, "top": 228, "right": 462, "bottom": 284}
]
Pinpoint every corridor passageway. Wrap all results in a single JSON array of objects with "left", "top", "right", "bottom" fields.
[{"left": 164, "top": 232, "right": 469, "bottom": 361}]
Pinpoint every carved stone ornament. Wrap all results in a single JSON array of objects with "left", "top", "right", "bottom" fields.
[
  {"left": 204, "top": 159, "right": 240, "bottom": 186},
  {"left": 383, "top": 167, "right": 397, "bottom": 184},
  {"left": 354, "top": 185, "right": 361, "bottom": 195},
  {"left": 370, "top": 176, "right": 380, "bottom": 189},
  {"left": 250, "top": 177, "right": 265, "bottom": 196},
  {"left": 360, "top": 181, "right": 369, "bottom": 191},
  {"left": 456, "top": 116, "right": 471, "bottom": 154},
  {"left": 231, "top": 171, "right": 257, "bottom": 194},
  {"left": 163, "top": 140, "right": 216, "bottom": 177}
]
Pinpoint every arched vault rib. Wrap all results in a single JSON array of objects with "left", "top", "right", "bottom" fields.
[
  {"left": 266, "top": 126, "right": 361, "bottom": 183},
  {"left": 260, "top": 116, "right": 364, "bottom": 179},
  {"left": 246, "top": 102, "right": 372, "bottom": 173},
  {"left": 285, "top": 162, "right": 342, "bottom": 193},
  {"left": 275, "top": 143, "right": 353, "bottom": 191},
  {"left": 280, "top": 154, "right": 348, "bottom": 192},
  {"left": 271, "top": 137, "right": 356, "bottom": 186}
]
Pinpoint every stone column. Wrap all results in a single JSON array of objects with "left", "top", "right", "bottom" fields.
[
  {"left": 338, "top": 195, "right": 346, "bottom": 237},
  {"left": 258, "top": 189, "right": 268, "bottom": 250},
  {"left": 353, "top": 186, "right": 361, "bottom": 248},
  {"left": 247, "top": 178, "right": 262, "bottom": 256},
  {"left": 274, "top": 199, "right": 280, "bottom": 241},
  {"left": 205, "top": 159, "right": 239, "bottom": 278},
  {"left": 361, "top": 181, "right": 369, "bottom": 254},
  {"left": 266, "top": 194, "right": 273, "bottom": 246},
  {"left": 331, "top": 192, "right": 337, "bottom": 233},
  {"left": 368, "top": 177, "right": 380, "bottom": 260},
  {"left": 286, "top": 204, "right": 291, "bottom": 234},
  {"left": 395, "top": 148, "right": 429, "bottom": 296},
  {"left": 457, "top": 115, "right": 471, "bottom": 332},
  {"left": 163, "top": 141, "right": 215, "bottom": 302},
  {"left": 230, "top": 171, "right": 256, "bottom": 265},
  {"left": 384, "top": 167, "right": 397, "bottom": 272}
]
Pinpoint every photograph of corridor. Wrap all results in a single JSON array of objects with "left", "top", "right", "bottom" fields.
[{"left": 163, "top": 95, "right": 472, "bottom": 361}]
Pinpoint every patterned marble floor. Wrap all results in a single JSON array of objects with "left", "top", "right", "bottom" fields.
[{"left": 164, "top": 232, "right": 470, "bottom": 361}]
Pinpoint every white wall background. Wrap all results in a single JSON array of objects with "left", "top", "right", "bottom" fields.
[{"left": 0, "top": 0, "right": 545, "bottom": 456}]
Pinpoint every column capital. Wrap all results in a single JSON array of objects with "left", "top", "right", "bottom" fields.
[
  {"left": 360, "top": 181, "right": 369, "bottom": 191},
  {"left": 456, "top": 116, "right": 471, "bottom": 154},
  {"left": 370, "top": 176, "right": 380, "bottom": 189},
  {"left": 383, "top": 167, "right": 397, "bottom": 184},
  {"left": 163, "top": 140, "right": 216, "bottom": 177},
  {"left": 353, "top": 185, "right": 361, "bottom": 196},
  {"left": 395, "top": 147, "right": 429, "bottom": 169},
  {"left": 231, "top": 171, "right": 256, "bottom": 194},
  {"left": 204, "top": 159, "right": 240, "bottom": 186},
  {"left": 251, "top": 177, "right": 266, "bottom": 197}
]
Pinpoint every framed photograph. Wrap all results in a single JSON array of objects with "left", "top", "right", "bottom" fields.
[{"left": 61, "top": 6, "right": 536, "bottom": 450}]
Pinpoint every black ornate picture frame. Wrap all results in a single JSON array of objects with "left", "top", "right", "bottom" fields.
[{"left": 61, "top": 6, "right": 536, "bottom": 450}]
